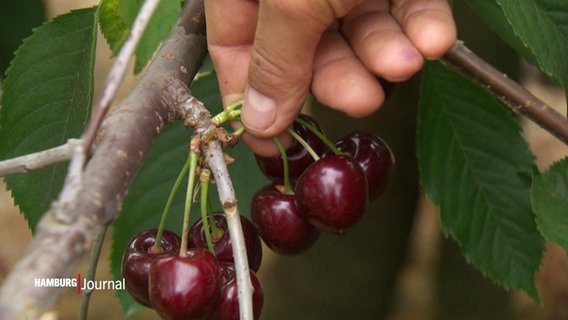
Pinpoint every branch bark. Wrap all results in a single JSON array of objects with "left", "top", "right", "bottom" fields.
[
  {"left": 442, "top": 41, "right": 568, "bottom": 146},
  {"left": 0, "top": 139, "right": 80, "bottom": 176},
  {"left": 165, "top": 82, "right": 255, "bottom": 320},
  {"left": 82, "top": 0, "right": 163, "bottom": 155},
  {"left": 0, "top": 0, "right": 208, "bottom": 317}
]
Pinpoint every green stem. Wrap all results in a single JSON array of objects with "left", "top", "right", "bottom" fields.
[
  {"left": 295, "top": 116, "right": 342, "bottom": 155},
  {"left": 211, "top": 109, "right": 242, "bottom": 126},
  {"left": 233, "top": 126, "right": 245, "bottom": 137},
  {"left": 287, "top": 128, "right": 320, "bottom": 161},
  {"left": 273, "top": 137, "right": 294, "bottom": 194},
  {"left": 179, "top": 137, "right": 201, "bottom": 257},
  {"left": 199, "top": 168, "right": 215, "bottom": 254},
  {"left": 206, "top": 195, "right": 222, "bottom": 237},
  {"left": 226, "top": 99, "right": 243, "bottom": 111},
  {"left": 151, "top": 152, "right": 192, "bottom": 253}
]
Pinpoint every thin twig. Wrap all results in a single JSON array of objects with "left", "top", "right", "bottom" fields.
[
  {"left": 79, "top": 225, "right": 108, "bottom": 320},
  {"left": 167, "top": 81, "right": 255, "bottom": 320},
  {"left": 82, "top": 0, "right": 163, "bottom": 155},
  {"left": 442, "top": 41, "right": 568, "bottom": 146},
  {"left": 204, "top": 140, "right": 254, "bottom": 320},
  {"left": 0, "top": 139, "right": 81, "bottom": 177}
]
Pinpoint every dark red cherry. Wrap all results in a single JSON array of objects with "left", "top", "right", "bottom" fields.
[
  {"left": 255, "top": 114, "right": 325, "bottom": 184},
  {"left": 148, "top": 249, "right": 221, "bottom": 320},
  {"left": 251, "top": 184, "right": 319, "bottom": 255},
  {"left": 329, "top": 131, "right": 395, "bottom": 199},
  {"left": 295, "top": 155, "right": 368, "bottom": 234},
  {"left": 188, "top": 212, "right": 263, "bottom": 272},
  {"left": 121, "top": 229, "right": 181, "bottom": 307},
  {"left": 209, "top": 263, "right": 264, "bottom": 320}
]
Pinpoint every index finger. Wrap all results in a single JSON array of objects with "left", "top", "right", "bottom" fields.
[{"left": 204, "top": 0, "right": 258, "bottom": 106}]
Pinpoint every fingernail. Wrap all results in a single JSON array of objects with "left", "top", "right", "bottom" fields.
[{"left": 242, "top": 86, "right": 277, "bottom": 131}]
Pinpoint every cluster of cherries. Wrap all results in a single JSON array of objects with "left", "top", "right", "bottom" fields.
[
  {"left": 251, "top": 114, "right": 395, "bottom": 255},
  {"left": 121, "top": 213, "right": 264, "bottom": 320},
  {"left": 121, "top": 113, "right": 394, "bottom": 319}
]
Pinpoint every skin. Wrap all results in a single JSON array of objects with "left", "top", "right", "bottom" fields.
[{"left": 205, "top": 0, "right": 456, "bottom": 156}]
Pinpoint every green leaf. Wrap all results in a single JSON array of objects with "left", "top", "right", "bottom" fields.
[
  {"left": 99, "top": 0, "right": 129, "bottom": 56},
  {"left": 418, "top": 61, "right": 544, "bottom": 300},
  {"left": 110, "top": 67, "right": 268, "bottom": 315},
  {"left": 495, "top": 0, "right": 568, "bottom": 91},
  {"left": 532, "top": 157, "right": 568, "bottom": 251},
  {"left": 119, "top": 0, "right": 181, "bottom": 73},
  {"left": 0, "top": 8, "right": 98, "bottom": 231},
  {"left": 464, "top": 0, "right": 538, "bottom": 66}
]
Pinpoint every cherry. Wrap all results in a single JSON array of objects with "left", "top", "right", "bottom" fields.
[
  {"left": 255, "top": 114, "right": 325, "bottom": 184},
  {"left": 188, "top": 212, "right": 263, "bottom": 272},
  {"left": 328, "top": 131, "right": 395, "bottom": 199},
  {"left": 121, "top": 229, "right": 181, "bottom": 307},
  {"left": 295, "top": 155, "right": 368, "bottom": 234},
  {"left": 148, "top": 249, "right": 221, "bottom": 320},
  {"left": 251, "top": 184, "right": 319, "bottom": 255},
  {"left": 209, "top": 263, "right": 264, "bottom": 320}
]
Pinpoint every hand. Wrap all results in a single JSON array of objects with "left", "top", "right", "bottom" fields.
[{"left": 205, "top": 0, "right": 456, "bottom": 156}]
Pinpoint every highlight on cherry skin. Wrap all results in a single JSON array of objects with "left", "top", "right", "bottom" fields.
[
  {"left": 121, "top": 229, "right": 181, "bottom": 307},
  {"left": 149, "top": 248, "right": 222, "bottom": 320},
  {"left": 188, "top": 212, "right": 263, "bottom": 272},
  {"left": 251, "top": 184, "right": 320, "bottom": 255}
]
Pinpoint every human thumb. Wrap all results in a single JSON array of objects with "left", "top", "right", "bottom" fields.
[{"left": 241, "top": 0, "right": 364, "bottom": 139}]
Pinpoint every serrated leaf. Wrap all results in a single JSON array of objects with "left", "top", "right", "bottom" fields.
[
  {"left": 464, "top": 0, "right": 538, "bottom": 66},
  {"left": 0, "top": 7, "right": 97, "bottom": 231},
  {"left": 119, "top": 0, "right": 181, "bottom": 74},
  {"left": 418, "top": 61, "right": 544, "bottom": 300},
  {"left": 532, "top": 157, "right": 568, "bottom": 251},
  {"left": 110, "top": 66, "right": 268, "bottom": 315},
  {"left": 495, "top": 0, "right": 568, "bottom": 92},
  {"left": 99, "top": 0, "right": 129, "bottom": 55}
]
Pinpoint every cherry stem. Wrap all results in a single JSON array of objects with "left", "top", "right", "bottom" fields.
[
  {"left": 287, "top": 128, "right": 320, "bottom": 161},
  {"left": 226, "top": 99, "right": 243, "bottom": 111},
  {"left": 151, "top": 150, "right": 192, "bottom": 253},
  {"left": 273, "top": 137, "right": 294, "bottom": 194},
  {"left": 206, "top": 195, "right": 222, "bottom": 238},
  {"left": 211, "top": 100, "right": 243, "bottom": 125},
  {"left": 179, "top": 136, "right": 201, "bottom": 257},
  {"left": 211, "top": 109, "right": 241, "bottom": 126},
  {"left": 199, "top": 168, "right": 216, "bottom": 254},
  {"left": 295, "top": 117, "right": 342, "bottom": 155},
  {"left": 233, "top": 126, "right": 245, "bottom": 137}
]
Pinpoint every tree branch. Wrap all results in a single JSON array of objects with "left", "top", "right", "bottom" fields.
[
  {"left": 0, "top": 139, "right": 80, "bottom": 176},
  {"left": 442, "top": 41, "right": 568, "bottom": 146},
  {"left": 0, "top": 0, "right": 208, "bottom": 317},
  {"left": 82, "top": 0, "right": 163, "bottom": 155}
]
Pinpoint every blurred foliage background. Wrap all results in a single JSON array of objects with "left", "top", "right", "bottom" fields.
[{"left": 0, "top": 1, "right": 567, "bottom": 319}]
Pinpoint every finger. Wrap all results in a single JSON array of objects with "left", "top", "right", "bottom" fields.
[
  {"left": 241, "top": 0, "right": 366, "bottom": 139},
  {"left": 204, "top": 0, "right": 258, "bottom": 106},
  {"left": 341, "top": 0, "right": 424, "bottom": 82},
  {"left": 391, "top": 0, "right": 456, "bottom": 59},
  {"left": 312, "top": 31, "right": 384, "bottom": 117}
]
